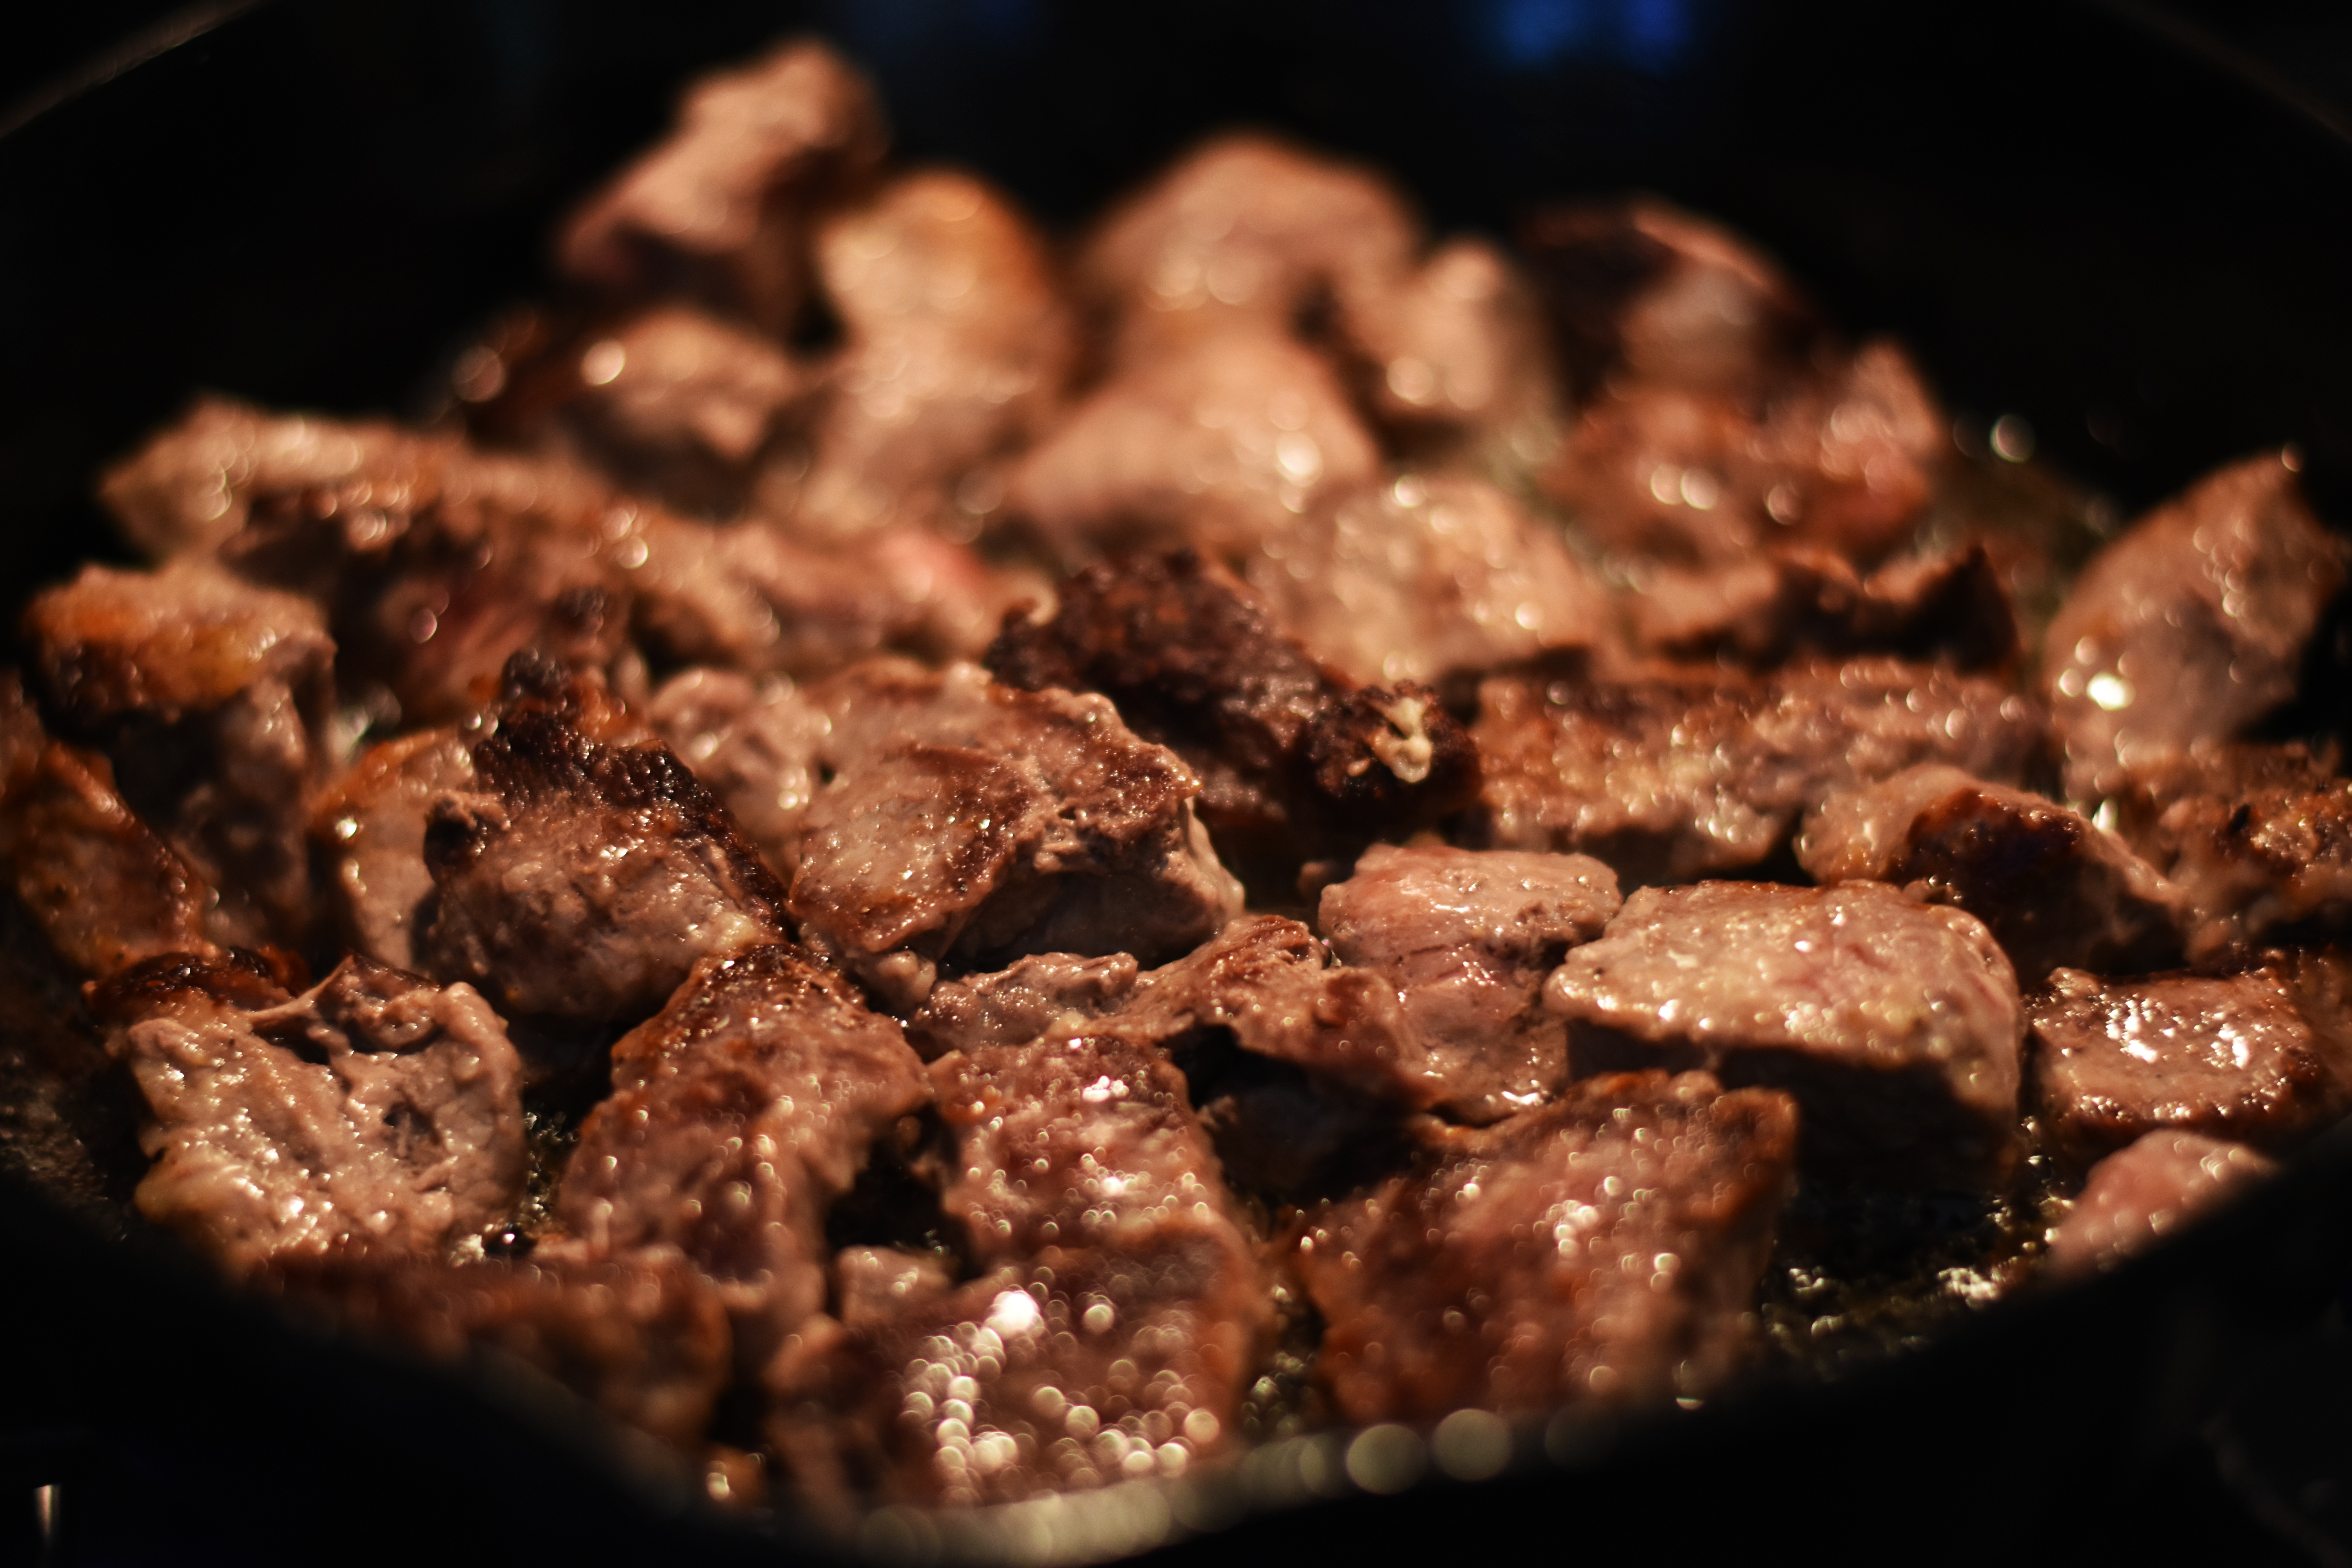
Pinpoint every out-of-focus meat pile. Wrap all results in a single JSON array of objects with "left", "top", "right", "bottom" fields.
[{"left": 4, "top": 34, "right": 2348, "bottom": 1527}]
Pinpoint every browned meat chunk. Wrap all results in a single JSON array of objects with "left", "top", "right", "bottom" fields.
[
  {"left": 557, "top": 39, "right": 887, "bottom": 336},
  {"left": 1298, "top": 1070, "right": 1797, "bottom": 1422},
  {"left": 1475, "top": 659, "right": 2048, "bottom": 884},
  {"left": 554, "top": 944, "right": 928, "bottom": 1361},
  {"left": 1545, "top": 882, "right": 2024, "bottom": 1185},
  {"left": 2042, "top": 454, "right": 2345, "bottom": 800},
  {"left": 24, "top": 559, "right": 333, "bottom": 949},
  {"left": 279, "top": 1247, "right": 733, "bottom": 1446},
  {"left": 630, "top": 512, "right": 1025, "bottom": 678},
  {"left": 2045, "top": 1130, "right": 2277, "bottom": 1276},
  {"left": 1243, "top": 474, "right": 1615, "bottom": 696},
  {"left": 91, "top": 953, "right": 524, "bottom": 1274},
  {"left": 833, "top": 1245, "right": 955, "bottom": 1333},
  {"left": 1798, "top": 764, "right": 2183, "bottom": 983},
  {"left": 1001, "top": 332, "right": 1381, "bottom": 564},
  {"left": 794, "top": 170, "right": 1074, "bottom": 540},
  {"left": 311, "top": 728, "right": 475, "bottom": 971},
  {"left": 2027, "top": 964, "right": 2348, "bottom": 1171},
  {"left": 420, "top": 657, "right": 790, "bottom": 1024},
  {"left": 1318, "top": 844, "right": 1621, "bottom": 1123},
  {"left": 770, "top": 1032, "right": 1265, "bottom": 1506},
  {"left": 782, "top": 659, "right": 1240, "bottom": 1010},
  {"left": 644, "top": 668, "right": 829, "bottom": 877},
  {"left": 1628, "top": 542, "right": 2017, "bottom": 671},
  {"left": 904, "top": 951, "right": 1141, "bottom": 1058},
  {"left": 987, "top": 549, "right": 1479, "bottom": 889},
  {"left": 2116, "top": 742, "right": 2352, "bottom": 962}
]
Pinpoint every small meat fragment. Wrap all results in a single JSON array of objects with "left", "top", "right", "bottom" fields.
[
  {"left": 1078, "top": 133, "right": 1418, "bottom": 357},
  {"left": 25, "top": 559, "right": 334, "bottom": 948},
  {"left": 988, "top": 549, "right": 1479, "bottom": 889},
  {"left": 630, "top": 513, "right": 1025, "bottom": 678},
  {"left": 554, "top": 944, "right": 928, "bottom": 1361},
  {"left": 1545, "top": 882, "right": 2024, "bottom": 1186},
  {"left": 783, "top": 659, "right": 1241, "bottom": 1010},
  {"left": 1002, "top": 332, "right": 1380, "bottom": 564},
  {"left": 904, "top": 952, "right": 1140, "bottom": 1058},
  {"left": 645, "top": 668, "right": 829, "bottom": 877},
  {"left": 1475, "top": 659, "right": 2048, "bottom": 884},
  {"left": 772, "top": 1033, "right": 1264, "bottom": 1507},
  {"left": 558, "top": 39, "right": 887, "bottom": 336},
  {"left": 96, "top": 395, "right": 412, "bottom": 561},
  {"left": 1798, "top": 764, "right": 2183, "bottom": 983},
  {"left": 2028, "top": 964, "right": 2348, "bottom": 1171},
  {"left": 311, "top": 728, "right": 475, "bottom": 971},
  {"left": 92, "top": 953, "right": 525, "bottom": 1274},
  {"left": 833, "top": 1245, "right": 956, "bottom": 1334},
  {"left": 2116, "top": 742, "right": 2352, "bottom": 962},
  {"left": 1244, "top": 475, "right": 1616, "bottom": 696},
  {"left": 1298, "top": 1070, "right": 1797, "bottom": 1423},
  {"left": 1336, "top": 237, "right": 1564, "bottom": 459},
  {"left": 795, "top": 170, "right": 1074, "bottom": 540},
  {"left": 2042, "top": 454, "right": 2345, "bottom": 800},
  {"left": 279, "top": 1247, "right": 732, "bottom": 1446},
  {"left": 2045, "top": 1130, "right": 2277, "bottom": 1277},
  {"left": 562, "top": 306, "right": 812, "bottom": 514},
  {"left": 421, "top": 657, "right": 790, "bottom": 1024},
  {"left": 1319, "top": 844, "right": 1622, "bottom": 1124},
  {"left": 1629, "top": 542, "right": 2017, "bottom": 672}
]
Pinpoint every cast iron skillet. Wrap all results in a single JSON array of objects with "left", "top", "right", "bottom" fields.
[{"left": 4, "top": 2, "right": 2352, "bottom": 1562}]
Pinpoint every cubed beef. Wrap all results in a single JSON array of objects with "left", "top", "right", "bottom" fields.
[
  {"left": 91, "top": 953, "right": 524, "bottom": 1274},
  {"left": 1475, "top": 659, "right": 2048, "bottom": 884},
  {"left": 782, "top": 659, "right": 1241, "bottom": 1010},
  {"left": 553, "top": 943, "right": 928, "bottom": 1362},
  {"left": 24, "top": 559, "right": 333, "bottom": 949},
  {"left": 1244, "top": 474, "right": 1615, "bottom": 697},
  {"left": 420, "top": 656, "right": 790, "bottom": 1024},
  {"left": 644, "top": 668, "right": 828, "bottom": 878},
  {"left": 1545, "top": 881, "right": 2024, "bottom": 1186},
  {"left": 2042, "top": 454, "right": 2345, "bottom": 800},
  {"left": 1798, "top": 764, "right": 2183, "bottom": 982},
  {"left": 2045, "top": 1130, "right": 2277, "bottom": 1277},
  {"left": 904, "top": 952, "right": 1141, "bottom": 1058},
  {"left": 557, "top": 39, "right": 886, "bottom": 336},
  {"left": 311, "top": 727, "right": 475, "bottom": 972},
  {"left": 2028, "top": 964, "right": 2348, "bottom": 1170},
  {"left": 1318, "top": 844, "right": 1622, "bottom": 1123},
  {"left": 794, "top": 170, "right": 1074, "bottom": 540},
  {"left": 1298, "top": 1070, "right": 1797, "bottom": 1422},
  {"left": 1629, "top": 542, "right": 2017, "bottom": 672}
]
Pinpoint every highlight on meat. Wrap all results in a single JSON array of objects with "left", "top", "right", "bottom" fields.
[{"left": 4, "top": 32, "right": 2348, "bottom": 1532}]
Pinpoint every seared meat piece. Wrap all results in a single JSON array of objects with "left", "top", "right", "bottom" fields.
[
  {"left": 1335, "top": 237, "right": 1563, "bottom": 459},
  {"left": 25, "top": 559, "right": 333, "bottom": 949},
  {"left": 561, "top": 306, "right": 811, "bottom": 514},
  {"left": 904, "top": 951, "right": 1140, "bottom": 1058},
  {"left": 1798, "top": 764, "right": 2183, "bottom": 983},
  {"left": 795, "top": 171, "right": 1074, "bottom": 540},
  {"left": 1545, "top": 882, "right": 2024, "bottom": 1186},
  {"left": 784, "top": 659, "right": 1241, "bottom": 1010},
  {"left": 2115, "top": 742, "right": 2352, "bottom": 962},
  {"left": 281, "top": 1247, "right": 733, "bottom": 1446},
  {"left": 311, "top": 728, "right": 475, "bottom": 971},
  {"left": 1319, "top": 844, "right": 1621, "bottom": 1123},
  {"left": 2027, "top": 964, "right": 2348, "bottom": 1171},
  {"left": 554, "top": 944, "right": 928, "bottom": 1360},
  {"left": 1078, "top": 133, "right": 1417, "bottom": 358},
  {"left": 1298, "top": 1070, "right": 1797, "bottom": 1422},
  {"left": 771, "top": 1032, "right": 1264, "bottom": 1507},
  {"left": 645, "top": 668, "right": 829, "bottom": 877},
  {"left": 833, "top": 1245, "right": 955, "bottom": 1334},
  {"left": 93, "top": 953, "right": 524, "bottom": 1274},
  {"left": 1475, "top": 659, "right": 2048, "bottom": 884},
  {"left": 631, "top": 512, "right": 1024, "bottom": 678},
  {"left": 1629, "top": 542, "right": 2018, "bottom": 672},
  {"left": 987, "top": 549, "right": 1479, "bottom": 887},
  {"left": 1244, "top": 474, "right": 1616, "bottom": 696},
  {"left": 2045, "top": 1131, "right": 2278, "bottom": 1276},
  {"left": 421, "top": 657, "right": 790, "bottom": 1024},
  {"left": 2042, "top": 454, "right": 2345, "bottom": 800},
  {"left": 558, "top": 39, "right": 887, "bottom": 336},
  {"left": 96, "top": 395, "right": 413, "bottom": 561},
  {"left": 1002, "top": 332, "right": 1381, "bottom": 564}
]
